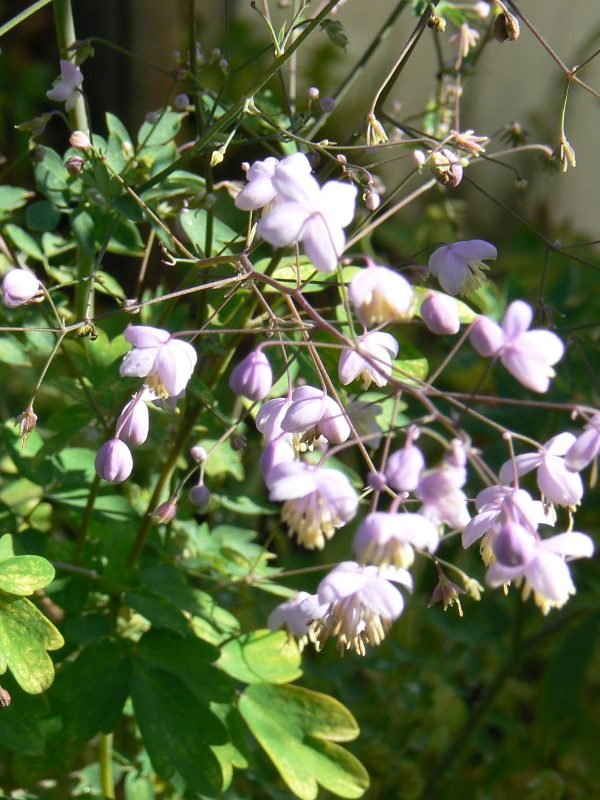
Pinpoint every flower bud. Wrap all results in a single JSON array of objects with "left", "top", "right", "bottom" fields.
[
  {"left": 365, "top": 190, "right": 381, "bottom": 211},
  {"left": 493, "top": 9, "right": 520, "bottom": 42},
  {"left": 95, "top": 438, "right": 133, "bottom": 483},
  {"left": 421, "top": 292, "right": 460, "bottom": 335},
  {"left": 367, "top": 471, "right": 387, "bottom": 492},
  {"left": 307, "top": 86, "right": 320, "bottom": 101},
  {"left": 430, "top": 148, "right": 463, "bottom": 188},
  {"left": 15, "top": 407, "right": 37, "bottom": 447},
  {"left": 2, "top": 269, "right": 42, "bottom": 308},
  {"left": 190, "top": 445, "right": 207, "bottom": 463},
  {"left": 152, "top": 499, "right": 177, "bottom": 524},
  {"left": 69, "top": 130, "right": 91, "bottom": 149},
  {"left": 117, "top": 396, "right": 149, "bottom": 446},
  {"left": 229, "top": 350, "right": 273, "bottom": 402},
  {"left": 65, "top": 156, "right": 86, "bottom": 175},
  {"left": 174, "top": 93, "right": 190, "bottom": 110},
  {"left": 189, "top": 482, "right": 210, "bottom": 510},
  {"left": 386, "top": 444, "right": 425, "bottom": 492},
  {"left": 320, "top": 96, "right": 336, "bottom": 113}
]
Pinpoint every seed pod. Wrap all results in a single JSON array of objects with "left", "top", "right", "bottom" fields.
[{"left": 494, "top": 10, "right": 520, "bottom": 42}]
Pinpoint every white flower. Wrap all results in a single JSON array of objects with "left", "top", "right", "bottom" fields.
[
  {"left": 119, "top": 325, "right": 197, "bottom": 398},
  {"left": 312, "top": 561, "right": 412, "bottom": 654},
  {"left": 267, "top": 461, "right": 358, "bottom": 549},
  {"left": 257, "top": 165, "right": 357, "bottom": 274},
  {"left": 499, "top": 433, "right": 583, "bottom": 508},
  {"left": 338, "top": 332, "right": 399, "bottom": 389},
  {"left": 353, "top": 511, "right": 440, "bottom": 568},
  {"left": 234, "top": 153, "right": 312, "bottom": 211},
  {"left": 348, "top": 263, "right": 415, "bottom": 326},
  {"left": 46, "top": 60, "right": 83, "bottom": 112}
]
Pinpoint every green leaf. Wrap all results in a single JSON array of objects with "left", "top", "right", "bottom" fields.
[
  {"left": 178, "top": 208, "right": 238, "bottom": 257},
  {"left": 393, "top": 357, "right": 429, "bottom": 385},
  {"left": 0, "top": 186, "right": 34, "bottom": 214},
  {"left": 202, "top": 438, "right": 244, "bottom": 480},
  {"left": 0, "top": 595, "right": 64, "bottom": 693},
  {"left": 218, "top": 629, "right": 302, "bottom": 684},
  {"left": 239, "top": 684, "right": 369, "bottom": 800},
  {"left": 25, "top": 200, "right": 62, "bottom": 232},
  {"left": 4, "top": 224, "right": 45, "bottom": 262},
  {"left": 33, "top": 146, "right": 71, "bottom": 207},
  {"left": 137, "top": 110, "right": 185, "bottom": 149},
  {"left": 0, "top": 556, "right": 55, "bottom": 596},
  {"left": 0, "top": 336, "right": 30, "bottom": 367},
  {"left": 125, "top": 590, "right": 189, "bottom": 635},
  {"left": 130, "top": 667, "right": 224, "bottom": 793}
]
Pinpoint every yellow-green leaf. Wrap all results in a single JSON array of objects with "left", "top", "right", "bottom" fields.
[
  {"left": 0, "top": 556, "right": 55, "bottom": 596},
  {"left": 218, "top": 629, "right": 302, "bottom": 684}
]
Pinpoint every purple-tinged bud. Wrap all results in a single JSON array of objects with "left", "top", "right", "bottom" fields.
[
  {"left": 307, "top": 86, "right": 320, "bottom": 101},
  {"left": 116, "top": 396, "right": 149, "bottom": 447},
  {"left": 320, "top": 96, "right": 336, "bottom": 113},
  {"left": 367, "top": 471, "right": 387, "bottom": 491},
  {"left": 174, "top": 93, "right": 190, "bottom": 110},
  {"left": 469, "top": 315, "right": 504, "bottom": 357},
  {"left": 365, "top": 190, "right": 381, "bottom": 211},
  {"left": 69, "top": 130, "right": 91, "bottom": 149},
  {"left": 65, "top": 156, "right": 86, "bottom": 175},
  {"left": 229, "top": 350, "right": 273, "bottom": 402},
  {"left": 152, "top": 498, "right": 177, "bottom": 524},
  {"left": 421, "top": 292, "right": 460, "bottom": 335},
  {"left": 494, "top": 522, "right": 535, "bottom": 567},
  {"left": 189, "top": 482, "right": 210, "bottom": 510},
  {"left": 446, "top": 439, "right": 468, "bottom": 469},
  {"left": 15, "top": 407, "right": 37, "bottom": 447},
  {"left": 190, "top": 445, "right": 207, "bottom": 463},
  {"left": 95, "top": 438, "right": 133, "bottom": 483},
  {"left": 260, "top": 436, "right": 295, "bottom": 481},
  {"left": 386, "top": 444, "right": 425, "bottom": 492},
  {"left": 145, "top": 111, "right": 159, "bottom": 125},
  {"left": 2, "top": 269, "right": 42, "bottom": 308}
]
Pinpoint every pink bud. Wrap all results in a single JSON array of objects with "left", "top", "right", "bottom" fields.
[
  {"left": 116, "top": 396, "right": 149, "bottom": 446},
  {"left": 190, "top": 445, "right": 207, "bottom": 463},
  {"left": 421, "top": 292, "right": 460, "bottom": 335},
  {"left": 95, "top": 438, "right": 133, "bottom": 483},
  {"left": 152, "top": 499, "right": 177, "bottom": 524},
  {"left": 365, "top": 190, "right": 381, "bottom": 211},
  {"left": 65, "top": 156, "right": 86, "bottom": 175},
  {"left": 229, "top": 350, "right": 273, "bottom": 401},
  {"left": 386, "top": 444, "right": 425, "bottom": 492},
  {"left": 307, "top": 86, "right": 320, "bottom": 101},
  {"left": 69, "top": 130, "right": 91, "bottom": 149},
  {"left": 2, "top": 269, "right": 41, "bottom": 308}
]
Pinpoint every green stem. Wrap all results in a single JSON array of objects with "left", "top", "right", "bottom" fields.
[
  {"left": 99, "top": 733, "right": 115, "bottom": 800},
  {"left": 0, "top": 0, "right": 52, "bottom": 38},
  {"left": 52, "top": 0, "right": 89, "bottom": 133}
]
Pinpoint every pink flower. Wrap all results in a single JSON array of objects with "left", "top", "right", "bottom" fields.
[
  {"left": 428, "top": 239, "right": 496, "bottom": 295},
  {"left": 470, "top": 300, "right": 564, "bottom": 393},
  {"left": 46, "top": 60, "right": 83, "bottom": 112},
  {"left": 229, "top": 350, "right": 273, "bottom": 402},
  {"left": 313, "top": 561, "right": 412, "bottom": 654},
  {"left": 259, "top": 436, "right": 295, "bottom": 481},
  {"left": 234, "top": 153, "right": 312, "bottom": 211},
  {"left": 120, "top": 326, "right": 197, "bottom": 398},
  {"left": 353, "top": 511, "right": 440, "bottom": 568},
  {"left": 95, "top": 438, "right": 133, "bottom": 483},
  {"left": 420, "top": 292, "right": 460, "bottom": 335},
  {"left": 416, "top": 449, "right": 470, "bottom": 530},
  {"left": 385, "top": 443, "right": 425, "bottom": 492},
  {"left": 257, "top": 166, "right": 357, "bottom": 274},
  {"left": 487, "top": 528, "right": 594, "bottom": 614},
  {"left": 566, "top": 414, "right": 600, "bottom": 472},
  {"left": 280, "top": 386, "right": 350, "bottom": 446},
  {"left": 499, "top": 433, "right": 583, "bottom": 508},
  {"left": 267, "top": 461, "right": 358, "bottom": 549},
  {"left": 268, "top": 592, "right": 328, "bottom": 641},
  {"left": 338, "top": 332, "right": 398, "bottom": 389},
  {"left": 2, "top": 269, "right": 41, "bottom": 308},
  {"left": 348, "top": 263, "right": 415, "bottom": 326},
  {"left": 256, "top": 397, "right": 293, "bottom": 442}
]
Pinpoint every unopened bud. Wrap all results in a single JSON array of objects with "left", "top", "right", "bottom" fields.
[
  {"left": 413, "top": 149, "right": 427, "bottom": 169},
  {"left": 190, "top": 445, "right": 207, "bottom": 463},
  {"left": 421, "top": 292, "right": 460, "bottom": 335},
  {"left": 210, "top": 147, "right": 226, "bottom": 167},
  {"left": 189, "top": 482, "right": 210, "bottom": 510},
  {"left": 307, "top": 86, "right": 320, "bottom": 101},
  {"left": 15, "top": 407, "right": 37, "bottom": 447},
  {"left": 430, "top": 148, "right": 463, "bottom": 188},
  {"left": 69, "top": 130, "right": 91, "bottom": 149},
  {"left": 123, "top": 298, "right": 140, "bottom": 314},
  {"left": 65, "top": 156, "right": 86, "bottom": 175},
  {"left": 493, "top": 10, "right": 520, "bottom": 42},
  {"left": 218, "top": 58, "right": 229, "bottom": 73},
  {"left": 174, "top": 93, "right": 190, "bottom": 110},
  {"left": 145, "top": 111, "right": 159, "bottom": 125},
  {"left": 367, "top": 471, "right": 387, "bottom": 492},
  {"left": 152, "top": 498, "right": 177, "bottom": 524},
  {"left": 365, "top": 190, "right": 381, "bottom": 211},
  {"left": 319, "top": 96, "right": 336, "bottom": 113},
  {"left": 230, "top": 432, "right": 247, "bottom": 452},
  {"left": 428, "top": 13, "right": 446, "bottom": 32}
]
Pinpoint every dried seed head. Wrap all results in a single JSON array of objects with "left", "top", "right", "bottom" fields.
[{"left": 494, "top": 10, "right": 520, "bottom": 42}]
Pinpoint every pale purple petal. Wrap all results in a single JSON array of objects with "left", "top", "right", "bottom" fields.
[
  {"left": 319, "top": 181, "right": 358, "bottom": 229},
  {"left": 566, "top": 427, "right": 600, "bottom": 471},
  {"left": 498, "top": 453, "right": 542, "bottom": 485},
  {"left": 124, "top": 325, "right": 170, "bottom": 347},
  {"left": 539, "top": 532, "right": 594, "bottom": 559},
  {"left": 302, "top": 215, "right": 344, "bottom": 274},
  {"left": 452, "top": 239, "right": 497, "bottom": 262},
  {"left": 537, "top": 457, "right": 583, "bottom": 506},
  {"left": 526, "top": 551, "right": 574, "bottom": 603},
  {"left": 235, "top": 178, "right": 277, "bottom": 211},
  {"left": 267, "top": 461, "right": 317, "bottom": 500},
  {"left": 119, "top": 347, "right": 158, "bottom": 379},
  {"left": 258, "top": 203, "right": 308, "bottom": 247},
  {"left": 501, "top": 300, "right": 532, "bottom": 339},
  {"left": 155, "top": 339, "right": 197, "bottom": 396},
  {"left": 470, "top": 316, "right": 504, "bottom": 357},
  {"left": 545, "top": 432, "right": 576, "bottom": 456}
]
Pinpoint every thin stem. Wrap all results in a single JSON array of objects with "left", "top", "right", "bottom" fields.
[
  {"left": 0, "top": 0, "right": 52, "bottom": 38},
  {"left": 99, "top": 733, "right": 115, "bottom": 800}
]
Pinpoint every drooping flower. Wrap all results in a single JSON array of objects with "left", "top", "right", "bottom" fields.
[
  {"left": 259, "top": 435, "right": 295, "bottom": 481},
  {"left": 152, "top": 498, "right": 177, "bottom": 524},
  {"left": 428, "top": 239, "right": 497, "bottom": 295},
  {"left": 353, "top": 511, "right": 440, "bottom": 568},
  {"left": 256, "top": 396, "right": 293, "bottom": 442},
  {"left": 487, "top": 528, "right": 594, "bottom": 614},
  {"left": 120, "top": 326, "right": 197, "bottom": 398},
  {"left": 348, "top": 263, "right": 415, "bottom": 326},
  {"left": 2, "top": 269, "right": 42, "bottom": 308},
  {"left": 312, "top": 561, "right": 412, "bottom": 654},
  {"left": 280, "top": 386, "right": 350, "bottom": 447},
  {"left": 565, "top": 413, "right": 600, "bottom": 472},
  {"left": 189, "top": 481, "right": 210, "bottom": 510},
  {"left": 416, "top": 447, "right": 470, "bottom": 530},
  {"left": 420, "top": 291, "right": 460, "bottom": 335},
  {"left": 229, "top": 350, "right": 273, "bottom": 402},
  {"left": 338, "top": 332, "right": 399, "bottom": 389},
  {"left": 267, "top": 461, "right": 358, "bottom": 549},
  {"left": 257, "top": 165, "right": 357, "bottom": 274},
  {"left": 499, "top": 433, "right": 583, "bottom": 508},
  {"left": 450, "top": 23, "right": 480, "bottom": 59},
  {"left": 470, "top": 300, "right": 564, "bottom": 393},
  {"left": 95, "top": 438, "right": 133, "bottom": 483},
  {"left": 386, "top": 442, "right": 425, "bottom": 492},
  {"left": 46, "top": 60, "right": 84, "bottom": 111},
  {"left": 234, "top": 153, "right": 312, "bottom": 211}
]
